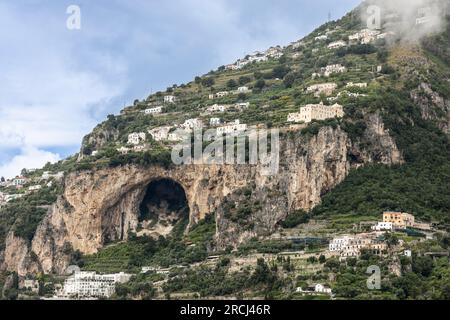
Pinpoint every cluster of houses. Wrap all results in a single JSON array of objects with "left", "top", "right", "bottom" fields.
[
  {"left": 225, "top": 46, "right": 284, "bottom": 71},
  {"left": 0, "top": 171, "right": 63, "bottom": 206},
  {"left": 349, "top": 28, "right": 396, "bottom": 44},
  {"left": 329, "top": 212, "right": 433, "bottom": 260},
  {"left": 372, "top": 212, "right": 432, "bottom": 232},
  {"left": 287, "top": 102, "right": 344, "bottom": 124},
  {"left": 208, "top": 86, "right": 251, "bottom": 100}
]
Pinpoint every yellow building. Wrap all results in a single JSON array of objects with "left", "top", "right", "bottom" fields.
[{"left": 383, "top": 212, "right": 415, "bottom": 229}]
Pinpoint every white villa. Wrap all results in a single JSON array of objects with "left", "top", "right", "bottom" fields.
[
  {"left": 148, "top": 126, "right": 172, "bottom": 141},
  {"left": 128, "top": 132, "right": 146, "bottom": 145},
  {"left": 210, "top": 118, "right": 221, "bottom": 126},
  {"left": 237, "top": 86, "right": 250, "bottom": 93},
  {"left": 206, "top": 104, "right": 228, "bottom": 113},
  {"left": 372, "top": 222, "right": 394, "bottom": 231},
  {"left": 346, "top": 82, "right": 367, "bottom": 88},
  {"left": 216, "top": 120, "right": 247, "bottom": 136},
  {"left": 328, "top": 40, "right": 347, "bottom": 49},
  {"left": 288, "top": 102, "right": 344, "bottom": 124},
  {"left": 62, "top": 272, "right": 131, "bottom": 299},
  {"left": 144, "top": 106, "right": 163, "bottom": 115},
  {"left": 306, "top": 83, "right": 338, "bottom": 97},
  {"left": 216, "top": 91, "right": 230, "bottom": 98},
  {"left": 164, "top": 95, "right": 176, "bottom": 103},
  {"left": 322, "top": 64, "right": 347, "bottom": 77},
  {"left": 315, "top": 35, "right": 328, "bottom": 41}
]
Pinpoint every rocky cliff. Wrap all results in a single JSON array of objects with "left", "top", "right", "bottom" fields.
[{"left": 1, "top": 115, "right": 402, "bottom": 276}]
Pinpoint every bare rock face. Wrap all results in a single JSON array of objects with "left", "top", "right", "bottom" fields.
[
  {"left": 1, "top": 121, "right": 403, "bottom": 275},
  {"left": 411, "top": 83, "right": 450, "bottom": 134},
  {"left": 2, "top": 233, "right": 41, "bottom": 277}
]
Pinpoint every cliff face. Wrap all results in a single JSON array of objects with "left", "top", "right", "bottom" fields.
[
  {"left": 1, "top": 116, "right": 403, "bottom": 276},
  {"left": 411, "top": 82, "right": 450, "bottom": 134}
]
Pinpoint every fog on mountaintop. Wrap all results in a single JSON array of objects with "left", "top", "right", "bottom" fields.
[{"left": 360, "top": 0, "right": 448, "bottom": 43}]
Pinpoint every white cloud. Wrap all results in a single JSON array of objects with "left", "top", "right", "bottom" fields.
[{"left": 0, "top": 147, "right": 61, "bottom": 179}]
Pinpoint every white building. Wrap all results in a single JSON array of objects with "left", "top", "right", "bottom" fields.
[
  {"left": 28, "top": 185, "right": 42, "bottom": 192},
  {"left": 216, "top": 120, "right": 247, "bottom": 136},
  {"left": 315, "top": 35, "right": 328, "bottom": 41},
  {"left": 182, "top": 118, "right": 203, "bottom": 131},
  {"left": 210, "top": 118, "right": 221, "bottom": 126},
  {"left": 372, "top": 222, "right": 394, "bottom": 231},
  {"left": 328, "top": 40, "right": 347, "bottom": 49},
  {"left": 164, "top": 95, "right": 176, "bottom": 103},
  {"left": 314, "top": 284, "right": 332, "bottom": 294},
  {"left": 346, "top": 82, "right": 367, "bottom": 88},
  {"left": 62, "top": 272, "right": 131, "bottom": 299},
  {"left": 329, "top": 235, "right": 353, "bottom": 252},
  {"left": 216, "top": 91, "right": 230, "bottom": 98},
  {"left": 206, "top": 104, "right": 228, "bottom": 113},
  {"left": 128, "top": 132, "right": 146, "bottom": 145},
  {"left": 237, "top": 86, "right": 250, "bottom": 93},
  {"left": 148, "top": 126, "right": 172, "bottom": 141},
  {"left": 404, "top": 250, "right": 412, "bottom": 257},
  {"left": 322, "top": 64, "right": 347, "bottom": 77},
  {"left": 144, "top": 106, "right": 163, "bottom": 115},
  {"left": 12, "top": 177, "right": 27, "bottom": 186}
]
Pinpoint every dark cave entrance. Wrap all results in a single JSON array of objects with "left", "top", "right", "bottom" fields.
[{"left": 138, "top": 179, "right": 189, "bottom": 238}]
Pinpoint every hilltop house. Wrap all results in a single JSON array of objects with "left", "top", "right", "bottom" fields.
[
  {"left": 372, "top": 222, "right": 394, "bottom": 231},
  {"left": 216, "top": 91, "right": 230, "bottom": 98},
  {"left": 144, "top": 106, "right": 163, "bottom": 115},
  {"left": 330, "top": 233, "right": 388, "bottom": 259},
  {"left": 298, "top": 102, "right": 344, "bottom": 123},
  {"left": 328, "top": 40, "right": 347, "bottom": 49},
  {"left": 12, "top": 177, "right": 27, "bottom": 186},
  {"left": 128, "top": 132, "right": 146, "bottom": 145}
]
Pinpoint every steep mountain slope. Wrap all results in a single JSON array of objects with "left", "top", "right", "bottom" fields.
[{"left": 0, "top": 0, "right": 449, "bottom": 278}]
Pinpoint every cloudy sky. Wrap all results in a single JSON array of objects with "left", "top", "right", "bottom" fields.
[{"left": 0, "top": 0, "right": 361, "bottom": 178}]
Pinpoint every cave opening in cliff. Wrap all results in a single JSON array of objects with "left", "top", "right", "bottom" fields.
[{"left": 137, "top": 178, "right": 189, "bottom": 238}]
